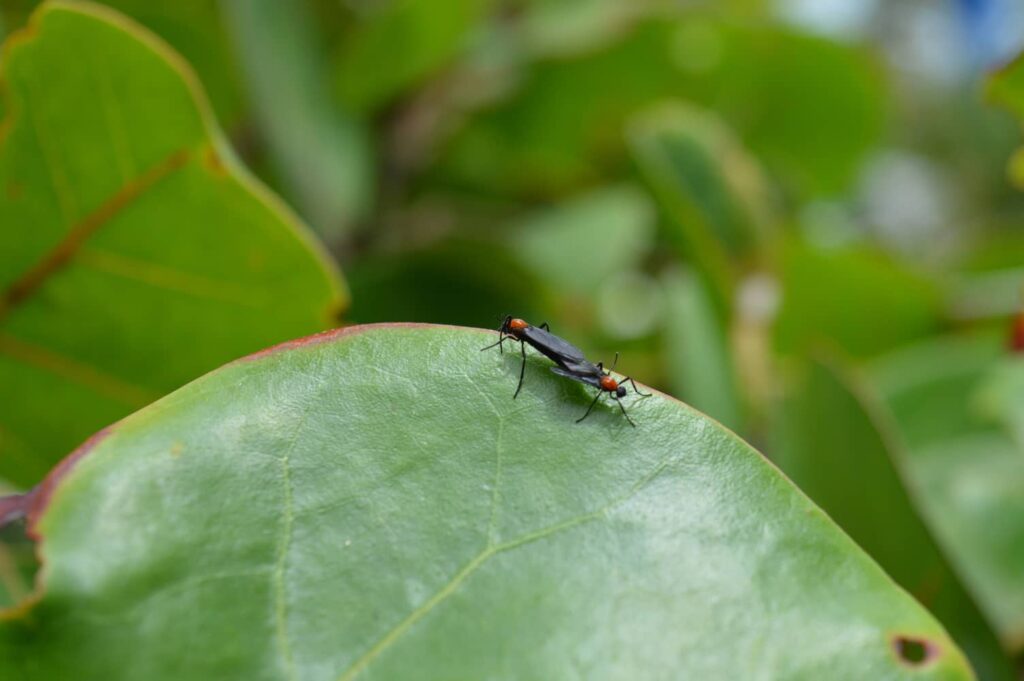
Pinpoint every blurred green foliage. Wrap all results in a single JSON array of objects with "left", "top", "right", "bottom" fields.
[{"left": 2, "top": 0, "right": 1024, "bottom": 677}]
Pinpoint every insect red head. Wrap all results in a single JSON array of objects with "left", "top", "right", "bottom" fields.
[
  {"left": 600, "top": 375, "right": 618, "bottom": 392},
  {"left": 509, "top": 318, "right": 529, "bottom": 332}
]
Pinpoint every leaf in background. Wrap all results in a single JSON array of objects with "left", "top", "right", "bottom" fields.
[
  {"left": 870, "top": 337, "right": 1024, "bottom": 651},
  {"left": 700, "top": 24, "right": 884, "bottom": 198},
  {"left": 0, "top": 324, "right": 972, "bottom": 680},
  {"left": 332, "top": 0, "right": 491, "bottom": 114},
  {"left": 1, "top": 0, "right": 247, "bottom": 127},
  {"left": 988, "top": 51, "right": 1024, "bottom": 124},
  {"left": 662, "top": 267, "right": 743, "bottom": 431},
  {"left": 774, "top": 243, "right": 941, "bottom": 358},
  {"left": 516, "top": 0, "right": 658, "bottom": 58},
  {"left": 629, "top": 102, "right": 773, "bottom": 257},
  {"left": 946, "top": 232, "right": 1024, "bottom": 321},
  {"left": 974, "top": 356, "right": 1024, "bottom": 446},
  {"left": 437, "top": 19, "right": 684, "bottom": 196},
  {"left": 435, "top": 17, "right": 883, "bottom": 200},
  {"left": 628, "top": 102, "right": 774, "bottom": 318},
  {"left": 0, "top": 2, "right": 345, "bottom": 486},
  {"left": 774, "top": 355, "right": 1014, "bottom": 680},
  {"left": 223, "top": 0, "right": 374, "bottom": 241},
  {"left": 0, "top": 475, "right": 34, "bottom": 609},
  {"left": 508, "top": 184, "right": 655, "bottom": 298},
  {"left": 988, "top": 51, "right": 1024, "bottom": 188},
  {"left": 346, "top": 237, "right": 546, "bottom": 328}
]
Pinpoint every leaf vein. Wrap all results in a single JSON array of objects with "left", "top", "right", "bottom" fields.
[
  {"left": 0, "top": 331, "right": 159, "bottom": 406},
  {"left": 335, "top": 449, "right": 680, "bottom": 680},
  {"left": 0, "top": 147, "right": 190, "bottom": 321}
]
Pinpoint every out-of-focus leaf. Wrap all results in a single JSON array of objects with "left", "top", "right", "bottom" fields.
[
  {"left": 946, "top": 233, "right": 1024, "bottom": 321},
  {"left": 871, "top": 335, "right": 1004, "bottom": 448},
  {"left": 871, "top": 337, "right": 1024, "bottom": 651},
  {"left": 629, "top": 103, "right": 773, "bottom": 256},
  {"left": 628, "top": 102, "right": 774, "bottom": 317},
  {"left": 662, "top": 267, "right": 743, "bottom": 430},
  {"left": 0, "top": 324, "right": 973, "bottom": 680},
  {"left": 437, "top": 20, "right": 685, "bottom": 196},
  {"left": 988, "top": 51, "right": 1024, "bottom": 123},
  {"left": 0, "top": 521, "right": 33, "bottom": 610},
  {"left": 974, "top": 357, "right": 1024, "bottom": 446},
  {"left": 346, "top": 238, "right": 545, "bottom": 328},
  {"left": 508, "top": 184, "right": 655, "bottom": 297},
  {"left": 437, "top": 18, "right": 883, "bottom": 199},
  {"left": 3, "top": 0, "right": 247, "bottom": 126},
  {"left": 332, "top": 0, "right": 491, "bottom": 114},
  {"left": 775, "top": 356, "right": 1014, "bottom": 680},
  {"left": 0, "top": 3, "right": 344, "bottom": 486},
  {"left": 988, "top": 51, "right": 1024, "bottom": 189},
  {"left": 0, "top": 478, "right": 33, "bottom": 610},
  {"left": 774, "top": 244, "right": 941, "bottom": 358},
  {"left": 701, "top": 23, "right": 884, "bottom": 197},
  {"left": 516, "top": 0, "right": 659, "bottom": 57},
  {"left": 223, "top": 0, "right": 373, "bottom": 241}
]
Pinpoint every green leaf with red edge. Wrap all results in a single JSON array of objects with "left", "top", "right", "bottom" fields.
[
  {"left": 773, "top": 354, "right": 1014, "bottom": 680},
  {"left": 0, "top": 1, "right": 345, "bottom": 487},
  {"left": 0, "top": 324, "right": 974, "bottom": 680}
]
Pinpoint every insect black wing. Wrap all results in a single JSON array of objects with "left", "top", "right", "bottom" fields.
[
  {"left": 550, "top": 366, "right": 602, "bottom": 389},
  {"left": 557, "top": 357, "right": 604, "bottom": 377},
  {"left": 519, "top": 325, "right": 587, "bottom": 364}
]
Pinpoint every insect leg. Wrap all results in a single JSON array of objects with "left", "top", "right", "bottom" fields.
[
  {"left": 625, "top": 377, "right": 652, "bottom": 397},
  {"left": 576, "top": 391, "right": 603, "bottom": 423},
  {"left": 615, "top": 396, "right": 636, "bottom": 427},
  {"left": 513, "top": 340, "right": 527, "bottom": 399},
  {"left": 480, "top": 332, "right": 509, "bottom": 352}
]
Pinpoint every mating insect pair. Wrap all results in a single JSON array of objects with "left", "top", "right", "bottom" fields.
[{"left": 481, "top": 316, "right": 650, "bottom": 426}]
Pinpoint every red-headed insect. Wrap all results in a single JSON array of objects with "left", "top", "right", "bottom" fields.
[{"left": 481, "top": 315, "right": 594, "bottom": 398}]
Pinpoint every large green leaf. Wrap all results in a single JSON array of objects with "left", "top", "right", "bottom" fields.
[
  {"left": 0, "top": 2, "right": 345, "bottom": 486},
  {"left": 774, "top": 356, "right": 1013, "bottom": 680},
  {"left": 871, "top": 338, "right": 1024, "bottom": 650},
  {"left": 0, "top": 324, "right": 972, "bottom": 680}
]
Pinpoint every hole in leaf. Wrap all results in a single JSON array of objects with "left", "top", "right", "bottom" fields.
[{"left": 892, "top": 635, "right": 938, "bottom": 667}]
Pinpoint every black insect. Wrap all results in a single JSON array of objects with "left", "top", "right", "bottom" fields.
[
  {"left": 481, "top": 316, "right": 595, "bottom": 398},
  {"left": 550, "top": 353, "right": 650, "bottom": 427}
]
